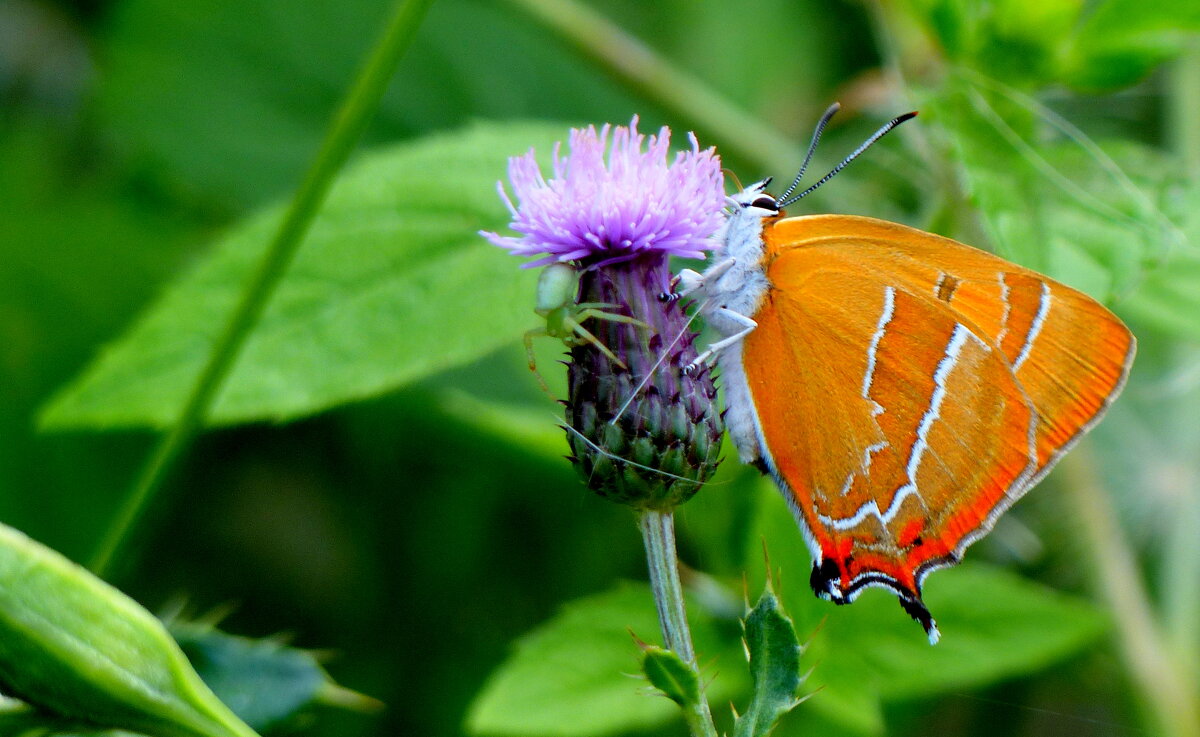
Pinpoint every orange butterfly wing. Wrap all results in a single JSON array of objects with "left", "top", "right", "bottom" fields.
[{"left": 741, "top": 214, "right": 1134, "bottom": 639}]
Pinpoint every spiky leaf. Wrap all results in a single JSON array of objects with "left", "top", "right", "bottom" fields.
[
  {"left": 733, "top": 586, "right": 804, "bottom": 737},
  {"left": 640, "top": 646, "right": 702, "bottom": 708},
  {"left": 170, "top": 621, "right": 378, "bottom": 732}
]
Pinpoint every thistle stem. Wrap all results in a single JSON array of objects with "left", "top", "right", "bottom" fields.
[
  {"left": 503, "top": 0, "right": 799, "bottom": 173},
  {"left": 1164, "top": 45, "right": 1200, "bottom": 678},
  {"left": 1062, "top": 451, "right": 1200, "bottom": 737},
  {"left": 88, "top": 0, "right": 436, "bottom": 577},
  {"left": 638, "top": 510, "right": 718, "bottom": 737},
  {"left": 1169, "top": 38, "right": 1200, "bottom": 182}
]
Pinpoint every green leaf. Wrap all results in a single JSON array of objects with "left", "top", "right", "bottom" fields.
[
  {"left": 736, "top": 482, "right": 886, "bottom": 734},
  {"left": 640, "top": 646, "right": 701, "bottom": 709},
  {"left": 833, "top": 565, "right": 1108, "bottom": 700},
  {"left": 1064, "top": 0, "right": 1200, "bottom": 89},
  {"left": 170, "top": 620, "right": 378, "bottom": 732},
  {"left": 905, "top": 0, "right": 1196, "bottom": 90},
  {"left": 40, "top": 121, "right": 567, "bottom": 430},
  {"left": 782, "top": 664, "right": 885, "bottom": 736},
  {"left": 1123, "top": 248, "right": 1200, "bottom": 340},
  {"left": 733, "top": 586, "right": 804, "bottom": 737},
  {"left": 938, "top": 84, "right": 1200, "bottom": 341},
  {"left": 466, "top": 583, "right": 745, "bottom": 737},
  {"left": 744, "top": 486, "right": 1106, "bottom": 732},
  {"left": 0, "top": 523, "right": 257, "bottom": 737},
  {"left": 901, "top": 0, "right": 1084, "bottom": 85},
  {"left": 1121, "top": 181, "right": 1200, "bottom": 340},
  {"left": 0, "top": 701, "right": 144, "bottom": 736},
  {"left": 930, "top": 83, "right": 1180, "bottom": 303}
]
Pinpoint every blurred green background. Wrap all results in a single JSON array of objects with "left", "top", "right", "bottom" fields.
[{"left": 3, "top": 0, "right": 1199, "bottom": 735}]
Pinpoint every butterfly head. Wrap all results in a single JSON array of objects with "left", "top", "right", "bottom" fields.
[{"left": 727, "top": 178, "right": 782, "bottom": 215}]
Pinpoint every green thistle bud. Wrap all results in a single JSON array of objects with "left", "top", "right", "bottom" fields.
[
  {"left": 0, "top": 522, "right": 258, "bottom": 737},
  {"left": 565, "top": 256, "right": 722, "bottom": 508}
]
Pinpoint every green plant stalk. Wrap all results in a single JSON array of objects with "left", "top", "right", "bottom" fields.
[
  {"left": 1163, "top": 488, "right": 1200, "bottom": 685},
  {"left": 1062, "top": 451, "right": 1200, "bottom": 737},
  {"left": 503, "top": 0, "right": 799, "bottom": 173},
  {"left": 1164, "top": 46, "right": 1200, "bottom": 679},
  {"left": 638, "top": 510, "right": 718, "bottom": 737},
  {"left": 89, "top": 0, "right": 437, "bottom": 577},
  {"left": 1170, "top": 39, "right": 1200, "bottom": 182}
]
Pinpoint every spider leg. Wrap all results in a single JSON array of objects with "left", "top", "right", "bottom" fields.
[
  {"left": 574, "top": 308, "right": 646, "bottom": 330},
  {"left": 522, "top": 327, "right": 553, "bottom": 395},
  {"left": 563, "top": 317, "right": 628, "bottom": 370}
]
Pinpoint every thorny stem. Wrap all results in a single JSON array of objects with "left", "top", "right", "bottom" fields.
[
  {"left": 88, "top": 0, "right": 437, "bottom": 576},
  {"left": 1062, "top": 451, "right": 1200, "bottom": 737},
  {"left": 639, "top": 510, "right": 719, "bottom": 737}
]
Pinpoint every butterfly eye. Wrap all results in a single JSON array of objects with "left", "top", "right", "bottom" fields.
[{"left": 749, "top": 196, "right": 778, "bottom": 211}]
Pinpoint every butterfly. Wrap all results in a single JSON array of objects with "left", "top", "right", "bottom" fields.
[{"left": 676, "top": 103, "right": 1135, "bottom": 643}]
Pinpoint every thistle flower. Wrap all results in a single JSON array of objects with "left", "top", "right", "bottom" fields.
[
  {"left": 483, "top": 118, "right": 725, "bottom": 509},
  {"left": 484, "top": 118, "right": 726, "bottom": 267}
]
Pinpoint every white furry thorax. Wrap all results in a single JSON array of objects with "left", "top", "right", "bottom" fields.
[
  {"left": 699, "top": 181, "right": 780, "bottom": 464},
  {"left": 702, "top": 182, "right": 776, "bottom": 333}
]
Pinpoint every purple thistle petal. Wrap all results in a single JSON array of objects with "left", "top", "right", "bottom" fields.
[{"left": 481, "top": 117, "right": 725, "bottom": 267}]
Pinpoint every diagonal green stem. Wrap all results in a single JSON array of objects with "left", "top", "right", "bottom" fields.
[
  {"left": 1170, "top": 38, "right": 1200, "bottom": 182},
  {"left": 1062, "top": 451, "right": 1200, "bottom": 737},
  {"left": 1164, "top": 46, "right": 1200, "bottom": 678},
  {"left": 639, "top": 510, "right": 718, "bottom": 737},
  {"left": 503, "top": 0, "right": 800, "bottom": 173},
  {"left": 89, "top": 0, "right": 437, "bottom": 577}
]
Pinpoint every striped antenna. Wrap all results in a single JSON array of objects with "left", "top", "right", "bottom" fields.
[
  {"left": 777, "top": 110, "right": 918, "bottom": 209},
  {"left": 777, "top": 102, "right": 842, "bottom": 202}
]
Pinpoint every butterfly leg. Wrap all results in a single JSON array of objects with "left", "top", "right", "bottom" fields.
[
  {"left": 685, "top": 258, "right": 737, "bottom": 297},
  {"left": 672, "top": 268, "right": 706, "bottom": 299},
  {"left": 700, "top": 257, "right": 737, "bottom": 284},
  {"left": 662, "top": 258, "right": 737, "bottom": 302},
  {"left": 660, "top": 268, "right": 703, "bottom": 302},
  {"left": 685, "top": 307, "right": 757, "bottom": 373}
]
